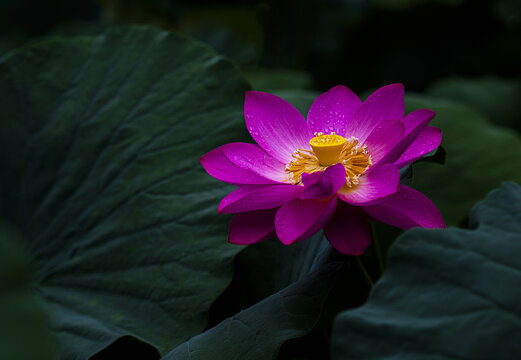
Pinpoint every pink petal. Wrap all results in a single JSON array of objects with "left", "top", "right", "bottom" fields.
[
  {"left": 403, "top": 108, "right": 436, "bottom": 134},
  {"left": 345, "top": 83, "right": 404, "bottom": 144},
  {"left": 275, "top": 197, "right": 338, "bottom": 245},
  {"left": 338, "top": 164, "right": 399, "bottom": 205},
  {"left": 300, "top": 163, "right": 346, "bottom": 200},
  {"left": 301, "top": 171, "right": 322, "bottom": 187},
  {"left": 376, "top": 109, "right": 436, "bottom": 167},
  {"left": 200, "top": 147, "right": 278, "bottom": 185},
  {"left": 363, "top": 185, "right": 445, "bottom": 229},
  {"left": 221, "top": 142, "right": 287, "bottom": 183},
  {"left": 307, "top": 85, "right": 362, "bottom": 136},
  {"left": 394, "top": 126, "right": 442, "bottom": 168},
  {"left": 363, "top": 120, "right": 405, "bottom": 166},
  {"left": 245, "top": 91, "right": 313, "bottom": 164},
  {"left": 324, "top": 201, "right": 372, "bottom": 255},
  {"left": 229, "top": 208, "right": 277, "bottom": 245},
  {"left": 218, "top": 184, "right": 304, "bottom": 214}
]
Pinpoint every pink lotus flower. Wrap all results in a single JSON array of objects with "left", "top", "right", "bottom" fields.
[{"left": 200, "top": 84, "right": 445, "bottom": 255}]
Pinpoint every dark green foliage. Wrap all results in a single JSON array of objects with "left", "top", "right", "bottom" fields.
[{"left": 332, "top": 182, "right": 521, "bottom": 359}]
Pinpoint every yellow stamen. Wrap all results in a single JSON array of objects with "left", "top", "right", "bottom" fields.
[
  {"left": 285, "top": 149, "right": 326, "bottom": 184},
  {"left": 285, "top": 132, "right": 372, "bottom": 187}
]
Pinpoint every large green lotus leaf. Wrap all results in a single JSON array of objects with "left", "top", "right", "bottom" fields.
[
  {"left": 406, "top": 94, "right": 521, "bottom": 226},
  {"left": 332, "top": 182, "right": 521, "bottom": 359},
  {"left": 0, "top": 26, "right": 250, "bottom": 358},
  {"left": 163, "top": 247, "right": 344, "bottom": 360},
  {"left": 0, "top": 225, "right": 54, "bottom": 360},
  {"left": 427, "top": 76, "right": 521, "bottom": 131}
]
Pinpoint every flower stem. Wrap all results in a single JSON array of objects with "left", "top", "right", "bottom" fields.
[
  {"left": 370, "top": 222, "right": 385, "bottom": 274},
  {"left": 356, "top": 257, "right": 373, "bottom": 289}
]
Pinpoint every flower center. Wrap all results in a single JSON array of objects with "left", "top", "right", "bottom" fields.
[
  {"left": 285, "top": 132, "right": 372, "bottom": 187},
  {"left": 309, "top": 133, "right": 346, "bottom": 166}
]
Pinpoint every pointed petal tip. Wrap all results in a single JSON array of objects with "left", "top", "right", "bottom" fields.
[
  {"left": 380, "top": 82, "right": 404, "bottom": 94},
  {"left": 363, "top": 185, "right": 445, "bottom": 230},
  {"left": 346, "top": 83, "right": 405, "bottom": 143},
  {"left": 422, "top": 108, "right": 436, "bottom": 117},
  {"left": 278, "top": 235, "right": 296, "bottom": 246},
  {"left": 394, "top": 126, "right": 442, "bottom": 168},
  {"left": 388, "top": 82, "right": 404, "bottom": 89},
  {"left": 369, "top": 83, "right": 404, "bottom": 94},
  {"left": 329, "top": 84, "right": 351, "bottom": 92},
  {"left": 220, "top": 142, "right": 287, "bottom": 183},
  {"left": 363, "top": 119, "right": 406, "bottom": 167},
  {"left": 199, "top": 149, "right": 213, "bottom": 166},
  {"left": 420, "top": 216, "right": 446, "bottom": 230},
  {"left": 245, "top": 90, "right": 265, "bottom": 98},
  {"left": 244, "top": 88, "right": 311, "bottom": 164},
  {"left": 217, "top": 200, "right": 230, "bottom": 214},
  {"left": 200, "top": 147, "right": 278, "bottom": 185},
  {"left": 308, "top": 84, "right": 362, "bottom": 135}
]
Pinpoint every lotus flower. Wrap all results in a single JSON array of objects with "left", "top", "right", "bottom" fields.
[{"left": 200, "top": 84, "right": 445, "bottom": 255}]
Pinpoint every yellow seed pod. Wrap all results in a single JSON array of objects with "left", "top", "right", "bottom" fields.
[{"left": 309, "top": 133, "right": 346, "bottom": 166}]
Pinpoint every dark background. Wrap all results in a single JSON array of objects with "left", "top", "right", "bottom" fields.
[{"left": 1, "top": 0, "right": 520, "bottom": 95}]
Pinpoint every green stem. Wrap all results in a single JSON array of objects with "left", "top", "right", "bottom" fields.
[
  {"left": 370, "top": 222, "right": 385, "bottom": 274},
  {"left": 356, "top": 257, "right": 374, "bottom": 289}
]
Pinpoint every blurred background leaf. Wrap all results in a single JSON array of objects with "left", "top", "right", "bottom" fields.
[
  {"left": 244, "top": 69, "right": 314, "bottom": 91},
  {"left": 406, "top": 94, "right": 521, "bottom": 227},
  {"left": 176, "top": 5, "right": 262, "bottom": 67},
  {"left": 0, "top": 225, "right": 54, "bottom": 360},
  {"left": 427, "top": 76, "right": 521, "bottom": 132}
]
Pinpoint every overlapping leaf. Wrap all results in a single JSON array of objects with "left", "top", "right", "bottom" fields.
[{"left": 164, "top": 243, "right": 343, "bottom": 360}]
